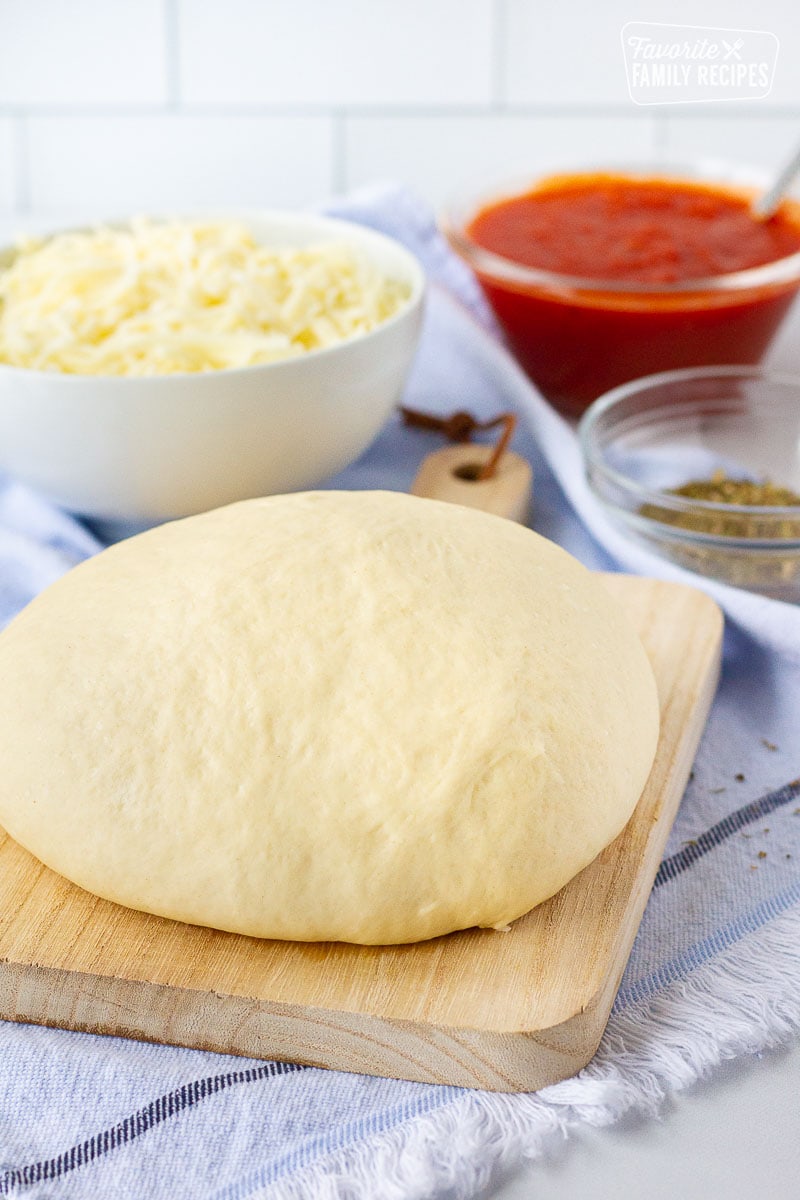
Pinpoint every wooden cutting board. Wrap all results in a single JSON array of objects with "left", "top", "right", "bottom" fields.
[
  {"left": 0, "top": 578, "right": 721, "bottom": 1094},
  {"left": 0, "top": 447, "right": 723, "bottom": 1092}
]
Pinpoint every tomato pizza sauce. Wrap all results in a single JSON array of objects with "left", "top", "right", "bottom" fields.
[{"left": 464, "top": 174, "right": 800, "bottom": 415}]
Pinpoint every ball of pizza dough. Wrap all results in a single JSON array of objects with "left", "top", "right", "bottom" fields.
[{"left": 0, "top": 491, "right": 658, "bottom": 944}]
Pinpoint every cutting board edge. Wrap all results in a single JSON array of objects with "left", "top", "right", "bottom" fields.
[
  {"left": 0, "top": 954, "right": 612, "bottom": 1092},
  {"left": 599, "top": 572, "right": 726, "bottom": 633}
]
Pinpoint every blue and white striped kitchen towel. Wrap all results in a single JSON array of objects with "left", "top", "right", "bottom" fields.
[{"left": 1, "top": 186, "right": 799, "bottom": 1200}]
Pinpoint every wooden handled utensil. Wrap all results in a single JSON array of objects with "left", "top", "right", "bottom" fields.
[
  {"left": 411, "top": 442, "right": 532, "bottom": 523},
  {"left": 403, "top": 404, "right": 532, "bottom": 523}
]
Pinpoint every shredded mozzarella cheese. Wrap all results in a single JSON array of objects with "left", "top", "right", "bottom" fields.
[{"left": 0, "top": 218, "right": 411, "bottom": 376}]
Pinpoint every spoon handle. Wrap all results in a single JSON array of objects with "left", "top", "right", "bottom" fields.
[{"left": 752, "top": 144, "right": 800, "bottom": 220}]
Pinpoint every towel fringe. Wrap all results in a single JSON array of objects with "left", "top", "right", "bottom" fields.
[{"left": 251, "top": 903, "right": 800, "bottom": 1200}]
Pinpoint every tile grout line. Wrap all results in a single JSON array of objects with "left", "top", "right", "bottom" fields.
[
  {"left": 163, "top": 0, "right": 181, "bottom": 110},
  {"left": 4, "top": 102, "right": 800, "bottom": 120},
  {"left": 1, "top": 104, "right": 800, "bottom": 120},
  {"left": 490, "top": 0, "right": 507, "bottom": 111}
]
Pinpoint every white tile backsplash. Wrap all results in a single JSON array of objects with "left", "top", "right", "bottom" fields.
[
  {"left": 663, "top": 116, "right": 800, "bottom": 173},
  {"left": 0, "top": 0, "right": 798, "bottom": 220},
  {"left": 0, "top": 120, "right": 16, "bottom": 211},
  {"left": 27, "top": 116, "right": 335, "bottom": 212},
  {"left": 505, "top": 0, "right": 800, "bottom": 108},
  {"left": 504, "top": 0, "right": 631, "bottom": 107},
  {"left": 178, "top": 0, "right": 494, "bottom": 107},
  {"left": 0, "top": 0, "right": 168, "bottom": 107},
  {"left": 344, "top": 114, "right": 657, "bottom": 208}
]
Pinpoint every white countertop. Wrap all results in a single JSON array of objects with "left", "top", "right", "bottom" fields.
[{"left": 482, "top": 1035, "right": 800, "bottom": 1198}]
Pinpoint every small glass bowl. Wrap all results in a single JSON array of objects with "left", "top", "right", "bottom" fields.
[{"left": 579, "top": 366, "right": 800, "bottom": 602}]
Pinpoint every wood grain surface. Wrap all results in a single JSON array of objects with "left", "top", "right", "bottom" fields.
[{"left": 0, "top": 574, "right": 723, "bottom": 1092}]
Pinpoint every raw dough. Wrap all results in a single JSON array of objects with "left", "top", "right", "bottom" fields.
[{"left": 0, "top": 491, "right": 659, "bottom": 944}]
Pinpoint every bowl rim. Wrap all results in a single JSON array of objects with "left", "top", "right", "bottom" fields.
[
  {"left": 0, "top": 209, "right": 426, "bottom": 384},
  {"left": 579, "top": 364, "right": 800, "bottom": 522},
  {"left": 442, "top": 160, "right": 800, "bottom": 296}
]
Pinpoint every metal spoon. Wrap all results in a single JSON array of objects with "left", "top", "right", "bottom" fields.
[{"left": 751, "top": 143, "right": 800, "bottom": 220}]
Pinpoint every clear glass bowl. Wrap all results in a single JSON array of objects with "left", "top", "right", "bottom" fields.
[
  {"left": 443, "top": 163, "right": 800, "bottom": 418},
  {"left": 579, "top": 366, "right": 800, "bottom": 602}
]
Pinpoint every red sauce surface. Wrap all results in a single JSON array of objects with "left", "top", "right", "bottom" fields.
[
  {"left": 468, "top": 174, "right": 800, "bottom": 284},
  {"left": 461, "top": 174, "right": 800, "bottom": 415}
]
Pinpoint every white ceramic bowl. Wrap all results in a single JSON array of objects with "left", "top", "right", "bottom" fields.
[{"left": 0, "top": 212, "right": 425, "bottom": 520}]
